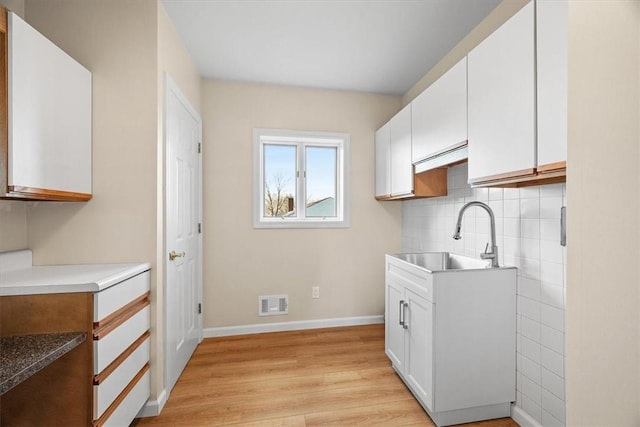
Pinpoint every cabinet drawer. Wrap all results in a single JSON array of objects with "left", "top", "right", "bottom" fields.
[
  {"left": 96, "top": 366, "right": 150, "bottom": 427},
  {"left": 94, "top": 271, "right": 150, "bottom": 322},
  {"left": 93, "top": 334, "right": 150, "bottom": 419},
  {"left": 94, "top": 304, "right": 150, "bottom": 374},
  {"left": 386, "top": 258, "right": 433, "bottom": 302}
]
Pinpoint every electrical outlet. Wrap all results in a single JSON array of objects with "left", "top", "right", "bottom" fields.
[{"left": 312, "top": 286, "right": 320, "bottom": 299}]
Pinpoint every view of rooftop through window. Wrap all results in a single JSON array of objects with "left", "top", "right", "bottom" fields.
[{"left": 263, "top": 143, "right": 337, "bottom": 218}]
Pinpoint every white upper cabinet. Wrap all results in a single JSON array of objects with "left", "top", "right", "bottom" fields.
[
  {"left": 389, "top": 104, "right": 413, "bottom": 197},
  {"left": 374, "top": 104, "right": 448, "bottom": 200},
  {"left": 374, "top": 123, "right": 391, "bottom": 199},
  {"left": 411, "top": 57, "right": 467, "bottom": 164},
  {"left": 467, "top": 2, "right": 535, "bottom": 184},
  {"left": 537, "top": 0, "right": 568, "bottom": 171},
  {"left": 4, "top": 11, "right": 92, "bottom": 201}
]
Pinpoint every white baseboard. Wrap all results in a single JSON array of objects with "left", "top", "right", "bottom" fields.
[
  {"left": 511, "top": 403, "right": 543, "bottom": 427},
  {"left": 203, "top": 315, "right": 384, "bottom": 338},
  {"left": 138, "top": 388, "right": 167, "bottom": 418}
]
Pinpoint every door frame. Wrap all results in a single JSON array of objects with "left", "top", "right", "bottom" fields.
[{"left": 162, "top": 73, "right": 203, "bottom": 398}]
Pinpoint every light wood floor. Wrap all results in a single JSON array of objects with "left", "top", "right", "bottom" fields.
[{"left": 135, "top": 324, "right": 519, "bottom": 426}]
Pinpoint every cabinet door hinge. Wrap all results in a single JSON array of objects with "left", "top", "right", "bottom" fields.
[
  {"left": 197, "top": 142, "right": 201, "bottom": 153},
  {"left": 198, "top": 303, "right": 202, "bottom": 314},
  {"left": 198, "top": 223, "right": 202, "bottom": 234}
]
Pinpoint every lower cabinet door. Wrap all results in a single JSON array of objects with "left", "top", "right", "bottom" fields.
[
  {"left": 404, "top": 289, "right": 434, "bottom": 411},
  {"left": 385, "top": 279, "right": 405, "bottom": 371}
]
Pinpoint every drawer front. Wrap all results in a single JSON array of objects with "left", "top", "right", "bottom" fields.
[
  {"left": 386, "top": 257, "right": 433, "bottom": 302},
  {"left": 99, "top": 367, "right": 150, "bottom": 427},
  {"left": 94, "top": 271, "right": 150, "bottom": 322},
  {"left": 93, "top": 336, "right": 150, "bottom": 419},
  {"left": 94, "top": 305, "right": 150, "bottom": 374}
]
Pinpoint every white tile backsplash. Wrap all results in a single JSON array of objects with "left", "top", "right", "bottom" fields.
[
  {"left": 521, "top": 355, "right": 542, "bottom": 384},
  {"left": 541, "top": 346, "right": 565, "bottom": 377},
  {"left": 542, "top": 367, "right": 566, "bottom": 400},
  {"left": 521, "top": 336, "right": 542, "bottom": 363},
  {"left": 401, "top": 163, "right": 566, "bottom": 427}
]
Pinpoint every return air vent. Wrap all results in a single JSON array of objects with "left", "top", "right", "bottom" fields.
[{"left": 258, "top": 295, "right": 288, "bottom": 316}]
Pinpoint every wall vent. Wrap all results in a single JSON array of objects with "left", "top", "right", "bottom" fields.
[{"left": 258, "top": 295, "right": 288, "bottom": 316}]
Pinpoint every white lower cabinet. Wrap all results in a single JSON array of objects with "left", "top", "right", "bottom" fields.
[
  {"left": 386, "top": 264, "right": 434, "bottom": 411},
  {"left": 92, "top": 271, "right": 151, "bottom": 427},
  {"left": 385, "top": 255, "right": 516, "bottom": 426}
]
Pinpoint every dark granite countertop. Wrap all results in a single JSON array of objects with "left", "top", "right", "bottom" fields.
[{"left": 0, "top": 332, "right": 87, "bottom": 395}]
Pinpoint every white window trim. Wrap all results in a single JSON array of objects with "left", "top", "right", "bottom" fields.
[{"left": 253, "top": 128, "right": 350, "bottom": 229}]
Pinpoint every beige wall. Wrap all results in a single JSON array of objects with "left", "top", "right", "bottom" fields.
[
  {"left": 0, "top": 202, "right": 26, "bottom": 252},
  {"left": 19, "top": 0, "right": 202, "bottom": 407},
  {"left": 201, "top": 80, "right": 401, "bottom": 328},
  {"left": 566, "top": 1, "right": 640, "bottom": 425},
  {"left": 0, "top": 0, "right": 23, "bottom": 17}
]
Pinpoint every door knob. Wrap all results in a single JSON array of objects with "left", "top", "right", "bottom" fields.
[{"left": 169, "top": 250, "right": 186, "bottom": 261}]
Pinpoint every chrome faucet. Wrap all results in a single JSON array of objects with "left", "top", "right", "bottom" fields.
[{"left": 453, "top": 201, "right": 499, "bottom": 268}]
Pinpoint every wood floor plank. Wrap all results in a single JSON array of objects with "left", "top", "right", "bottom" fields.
[
  {"left": 135, "top": 325, "right": 519, "bottom": 427},
  {"left": 305, "top": 399, "right": 433, "bottom": 426}
]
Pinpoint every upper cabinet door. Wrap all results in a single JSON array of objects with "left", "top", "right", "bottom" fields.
[
  {"left": 537, "top": 0, "right": 568, "bottom": 172},
  {"left": 389, "top": 104, "right": 413, "bottom": 197},
  {"left": 7, "top": 11, "right": 92, "bottom": 200},
  {"left": 467, "top": 2, "right": 535, "bottom": 184},
  {"left": 375, "top": 122, "right": 391, "bottom": 199},
  {"left": 411, "top": 57, "right": 467, "bottom": 164}
]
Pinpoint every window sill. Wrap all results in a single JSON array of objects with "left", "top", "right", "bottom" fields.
[{"left": 253, "top": 219, "right": 350, "bottom": 229}]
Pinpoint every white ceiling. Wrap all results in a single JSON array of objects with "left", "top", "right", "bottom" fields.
[{"left": 161, "top": 0, "right": 501, "bottom": 96}]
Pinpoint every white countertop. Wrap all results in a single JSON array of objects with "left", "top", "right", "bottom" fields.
[{"left": 0, "top": 250, "right": 150, "bottom": 296}]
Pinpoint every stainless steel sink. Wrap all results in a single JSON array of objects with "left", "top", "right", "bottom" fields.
[{"left": 390, "top": 252, "right": 492, "bottom": 272}]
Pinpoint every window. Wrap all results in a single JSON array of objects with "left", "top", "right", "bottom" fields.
[{"left": 253, "top": 128, "right": 349, "bottom": 228}]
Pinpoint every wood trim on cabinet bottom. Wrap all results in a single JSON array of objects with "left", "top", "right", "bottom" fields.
[
  {"left": 472, "top": 169, "right": 566, "bottom": 188},
  {"left": 5, "top": 186, "right": 92, "bottom": 201},
  {"left": 537, "top": 161, "right": 566, "bottom": 174},
  {"left": 375, "top": 194, "right": 392, "bottom": 201},
  {"left": 93, "top": 331, "right": 150, "bottom": 385},
  {"left": 93, "top": 364, "right": 150, "bottom": 427},
  {"left": 468, "top": 168, "right": 536, "bottom": 186}
]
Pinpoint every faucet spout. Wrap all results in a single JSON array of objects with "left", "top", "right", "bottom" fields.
[{"left": 453, "top": 201, "right": 499, "bottom": 267}]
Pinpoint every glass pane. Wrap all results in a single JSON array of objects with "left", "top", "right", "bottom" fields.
[
  {"left": 263, "top": 144, "right": 296, "bottom": 217},
  {"left": 305, "top": 146, "right": 337, "bottom": 218}
]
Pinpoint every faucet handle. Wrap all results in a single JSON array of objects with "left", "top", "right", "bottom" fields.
[{"left": 483, "top": 242, "right": 489, "bottom": 254}]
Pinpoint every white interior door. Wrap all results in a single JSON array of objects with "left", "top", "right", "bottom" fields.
[{"left": 165, "top": 75, "right": 202, "bottom": 394}]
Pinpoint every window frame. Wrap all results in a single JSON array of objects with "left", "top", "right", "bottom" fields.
[{"left": 253, "top": 128, "right": 350, "bottom": 229}]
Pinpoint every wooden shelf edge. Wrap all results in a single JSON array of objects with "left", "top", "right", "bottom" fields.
[
  {"left": 468, "top": 168, "right": 536, "bottom": 185},
  {"left": 4, "top": 186, "right": 92, "bottom": 201},
  {"left": 537, "top": 160, "right": 566, "bottom": 174},
  {"left": 471, "top": 170, "right": 566, "bottom": 188}
]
